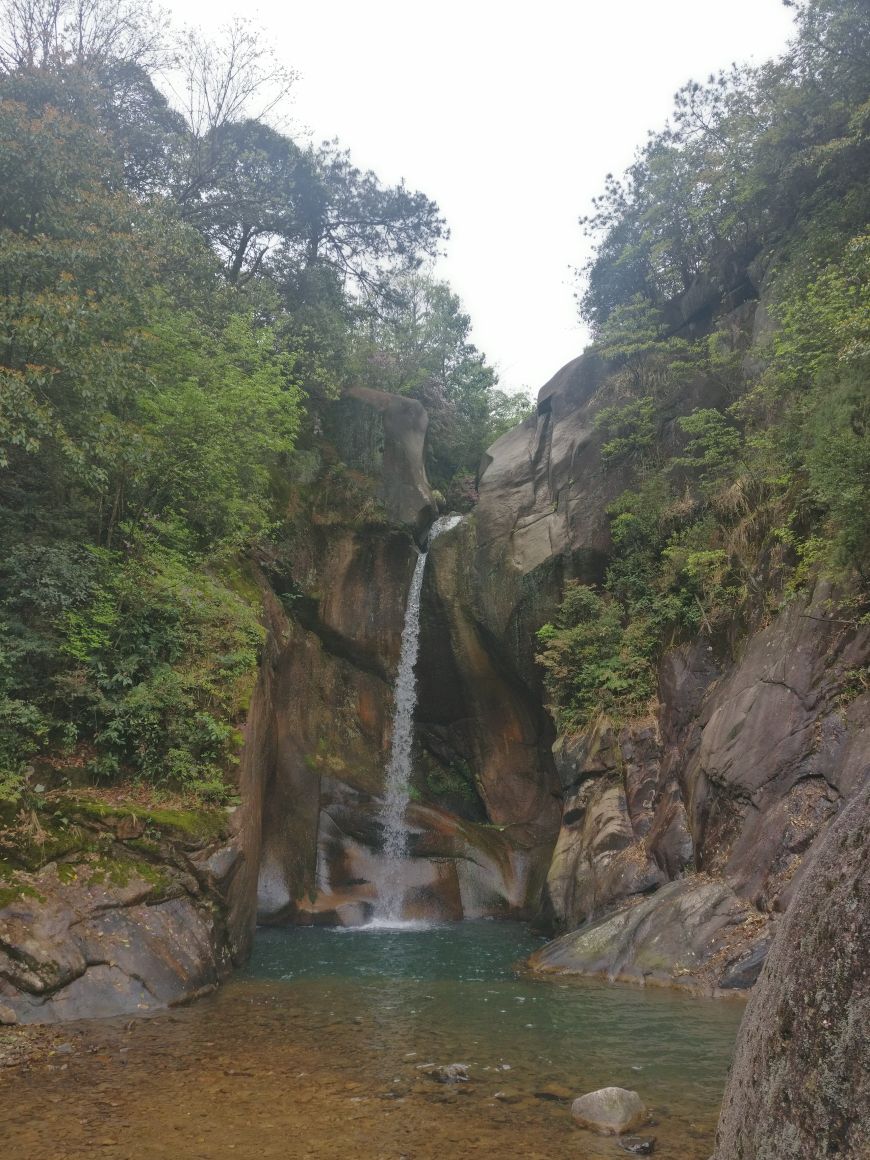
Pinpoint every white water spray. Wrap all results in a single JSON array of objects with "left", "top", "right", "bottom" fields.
[{"left": 375, "top": 514, "right": 462, "bottom": 923}]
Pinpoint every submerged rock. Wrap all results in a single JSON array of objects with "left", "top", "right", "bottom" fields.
[
  {"left": 417, "top": 1062, "right": 470, "bottom": 1084},
  {"left": 618, "top": 1137, "right": 656, "bottom": 1155},
  {"left": 492, "top": 1088, "right": 522, "bottom": 1103},
  {"left": 571, "top": 1087, "right": 648, "bottom": 1135},
  {"left": 534, "top": 1082, "right": 574, "bottom": 1102}
]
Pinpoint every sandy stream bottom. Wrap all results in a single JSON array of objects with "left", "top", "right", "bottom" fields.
[
  {"left": 0, "top": 979, "right": 739, "bottom": 1160},
  {"left": 0, "top": 923, "right": 744, "bottom": 1159}
]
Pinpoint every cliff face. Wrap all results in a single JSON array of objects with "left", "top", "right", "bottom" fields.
[
  {"left": 245, "top": 386, "right": 561, "bottom": 928},
  {"left": 4, "top": 328, "right": 866, "bottom": 1025},
  {"left": 472, "top": 344, "right": 869, "bottom": 994}
]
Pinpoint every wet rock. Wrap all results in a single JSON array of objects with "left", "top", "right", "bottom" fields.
[
  {"left": 493, "top": 1088, "right": 522, "bottom": 1103},
  {"left": 417, "top": 1062, "right": 470, "bottom": 1083},
  {"left": 718, "top": 939, "right": 771, "bottom": 990},
  {"left": 534, "top": 1082, "right": 574, "bottom": 1102},
  {"left": 618, "top": 1136, "right": 656, "bottom": 1155},
  {"left": 526, "top": 877, "right": 767, "bottom": 992},
  {"left": 333, "top": 901, "right": 373, "bottom": 928},
  {"left": 571, "top": 1087, "right": 648, "bottom": 1135}
]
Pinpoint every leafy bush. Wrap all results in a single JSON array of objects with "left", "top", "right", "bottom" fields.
[
  {"left": 0, "top": 538, "right": 262, "bottom": 801},
  {"left": 537, "top": 584, "right": 657, "bottom": 730}
]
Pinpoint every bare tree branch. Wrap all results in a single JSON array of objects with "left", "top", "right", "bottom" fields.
[{"left": 0, "top": 0, "right": 170, "bottom": 73}]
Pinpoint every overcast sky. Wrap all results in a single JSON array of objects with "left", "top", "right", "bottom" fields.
[{"left": 168, "top": 0, "right": 796, "bottom": 395}]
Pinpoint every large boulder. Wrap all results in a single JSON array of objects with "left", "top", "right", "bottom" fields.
[
  {"left": 526, "top": 877, "right": 768, "bottom": 993},
  {"left": 0, "top": 806, "right": 236, "bottom": 1024},
  {"left": 712, "top": 781, "right": 870, "bottom": 1159},
  {"left": 344, "top": 385, "right": 438, "bottom": 537}
]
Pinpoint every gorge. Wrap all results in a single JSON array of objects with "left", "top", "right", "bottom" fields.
[{"left": 0, "top": 1, "right": 868, "bottom": 1156}]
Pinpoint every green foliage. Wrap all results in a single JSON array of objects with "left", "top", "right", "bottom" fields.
[
  {"left": 0, "top": 538, "right": 262, "bottom": 800},
  {"left": 349, "top": 272, "right": 508, "bottom": 486},
  {"left": 544, "top": 3, "right": 870, "bottom": 733},
  {"left": 425, "top": 760, "right": 476, "bottom": 802},
  {"left": 595, "top": 397, "right": 658, "bottom": 467},
  {"left": 0, "top": 15, "right": 493, "bottom": 799},
  {"left": 537, "top": 584, "right": 657, "bottom": 731},
  {"left": 673, "top": 409, "right": 743, "bottom": 491}
]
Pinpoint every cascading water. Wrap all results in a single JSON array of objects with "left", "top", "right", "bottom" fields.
[{"left": 374, "top": 514, "right": 462, "bottom": 924}]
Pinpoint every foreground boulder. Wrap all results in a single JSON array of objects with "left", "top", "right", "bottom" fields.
[
  {"left": 571, "top": 1086, "right": 648, "bottom": 1135},
  {"left": 0, "top": 799, "right": 239, "bottom": 1024},
  {"left": 712, "top": 781, "right": 870, "bottom": 1159}
]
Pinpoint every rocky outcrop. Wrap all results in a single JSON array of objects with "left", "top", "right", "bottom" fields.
[
  {"left": 253, "top": 532, "right": 413, "bottom": 922},
  {"left": 0, "top": 802, "right": 238, "bottom": 1024},
  {"left": 465, "top": 351, "right": 868, "bottom": 991},
  {"left": 712, "top": 780, "right": 870, "bottom": 1159},
  {"left": 545, "top": 719, "right": 671, "bottom": 929},
  {"left": 343, "top": 385, "right": 438, "bottom": 537},
  {"left": 526, "top": 877, "right": 766, "bottom": 994},
  {"left": 247, "top": 389, "right": 561, "bottom": 926}
]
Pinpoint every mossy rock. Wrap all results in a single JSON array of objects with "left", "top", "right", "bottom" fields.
[{"left": 61, "top": 798, "right": 228, "bottom": 845}]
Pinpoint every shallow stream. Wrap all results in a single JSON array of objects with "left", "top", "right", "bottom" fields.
[{"left": 1, "top": 921, "right": 742, "bottom": 1159}]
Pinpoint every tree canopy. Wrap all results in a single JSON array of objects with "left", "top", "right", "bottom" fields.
[{"left": 0, "top": 2, "right": 524, "bottom": 799}]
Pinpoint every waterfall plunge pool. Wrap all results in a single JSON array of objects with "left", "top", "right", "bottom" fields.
[{"left": 2, "top": 920, "right": 742, "bottom": 1159}]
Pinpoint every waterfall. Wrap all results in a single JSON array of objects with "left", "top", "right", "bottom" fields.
[{"left": 375, "top": 514, "right": 462, "bottom": 923}]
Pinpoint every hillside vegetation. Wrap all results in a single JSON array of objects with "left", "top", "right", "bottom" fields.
[
  {"left": 538, "top": 0, "right": 870, "bottom": 730},
  {"left": 1, "top": 0, "right": 867, "bottom": 804},
  {"left": 0, "top": 0, "right": 529, "bottom": 802}
]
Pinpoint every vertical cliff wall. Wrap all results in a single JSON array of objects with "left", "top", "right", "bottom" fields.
[
  {"left": 235, "top": 386, "right": 562, "bottom": 930},
  {"left": 464, "top": 339, "right": 868, "bottom": 992}
]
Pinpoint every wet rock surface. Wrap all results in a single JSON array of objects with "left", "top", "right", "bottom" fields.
[
  {"left": 571, "top": 1086, "right": 648, "bottom": 1135},
  {"left": 250, "top": 399, "right": 562, "bottom": 927},
  {"left": 618, "top": 1137, "right": 656, "bottom": 1155},
  {"left": 526, "top": 877, "right": 766, "bottom": 993}
]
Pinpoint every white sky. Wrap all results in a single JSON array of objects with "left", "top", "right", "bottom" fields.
[{"left": 166, "top": 0, "right": 796, "bottom": 395}]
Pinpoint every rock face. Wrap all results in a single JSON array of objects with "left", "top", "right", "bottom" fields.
[
  {"left": 466, "top": 352, "right": 869, "bottom": 990},
  {"left": 712, "top": 781, "right": 870, "bottom": 1159},
  {"left": 0, "top": 805, "right": 237, "bottom": 1024},
  {"left": 244, "top": 386, "right": 561, "bottom": 928},
  {"left": 571, "top": 1087, "right": 648, "bottom": 1135},
  {"left": 526, "top": 878, "right": 765, "bottom": 993},
  {"left": 343, "top": 385, "right": 438, "bottom": 537}
]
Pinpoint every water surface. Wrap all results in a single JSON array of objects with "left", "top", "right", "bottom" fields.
[{"left": 1, "top": 921, "right": 742, "bottom": 1159}]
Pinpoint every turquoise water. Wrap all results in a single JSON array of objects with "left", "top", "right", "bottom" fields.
[
  {"left": 2, "top": 920, "right": 743, "bottom": 1159},
  {"left": 243, "top": 920, "right": 742, "bottom": 1127}
]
